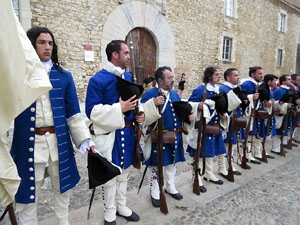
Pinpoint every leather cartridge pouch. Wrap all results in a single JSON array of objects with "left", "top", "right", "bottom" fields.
[
  {"left": 272, "top": 108, "right": 280, "bottom": 116},
  {"left": 151, "top": 130, "right": 176, "bottom": 144},
  {"left": 288, "top": 110, "right": 296, "bottom": 117},
  {"left": 232, "top": 117, "right": 247, "bottom": 131},
  {"left": 255, "top": 110, "right": 269, "bottom": 120},
  {"left": 205, "top": 124, "right": 220, "bottom": 135}
]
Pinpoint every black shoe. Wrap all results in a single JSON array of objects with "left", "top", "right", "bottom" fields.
[
  {"left": 219, "top": 172, "right": 228, "bottom": 180},
  {"left": 233, "top": 170, "right": 242, "bottom": 176},
  {"left": 254, "top": 157, "right": 263, "bottom": 161},
  {"left": 266, "top": 154, "right": 275, "bottom": 159},
  {"left": 165, "top": 190, "right": 183, "bottom": 200},
  {"left": 271, "top": 150, "right": 281, "bottom": 155},
  {"left": 116, "top": 211, "right": 140, "bottom": 222},
  {"left": 151, "top": 195, "right": 160, "bottom": 208},
  {"left": 239, "top": 163, "right": 251, "bottom": 170},
  {"left": 248, "top": 159, "right": 261, "bottom": 164},
  {"left": 292, "top": 143, "right": 298, "bottom": 147},
  {"left": 203, "top": 177, "right": 223, "bottom": 185},
  {"left": 104, "top": 220, "right": 116, "bottom": 225},
  {"left": 200, "top": 185, "right": 207, "bottom": 193}
]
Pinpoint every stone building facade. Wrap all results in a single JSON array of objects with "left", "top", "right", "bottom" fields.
[{"left": 14, "top": 0, "right": 300, "bottom": 100}]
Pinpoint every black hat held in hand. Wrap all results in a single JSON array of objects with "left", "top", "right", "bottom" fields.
[
  {"left": 233, "top": 87, "right": 249, "bottom": 110},
  {"left": 210, "top": 91, "right": 228, "bottom": 115},
  {"left": 115, "top": 75, "right": 144, "bottom": 101},
  {"left": 88, "top": 151, "right": 122, "bottom": 189},
  {"left": 258, "top": 82, "right": 270, "bottom": 102},
  {"left": 172, "top": 101, "right": 193, "bottom": 124}
]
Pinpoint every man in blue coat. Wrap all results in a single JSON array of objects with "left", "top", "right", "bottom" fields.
[
  {"left": 219, "top": 68, "right": 244, "bottom": 178},
  {"left": 240, "top": 66, "right": 272, "bottom": 164},
  {"left": 271, "top": 75, "right": 300, "bottom": 154},
  {"left": 187, "top": 67, "right": 229, "bottom": 187},
  {"left": 85, "top": 40, "right": 159, "bottom": 225},
  {"left": 10, "top": 27, "right": 94, "bottom": 225},
  {"left": 141, "top": 66, "right": 193, "bottom": 207}
]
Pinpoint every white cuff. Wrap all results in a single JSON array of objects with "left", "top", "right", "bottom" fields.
[{"left": 79, "top": 139, "right": 95, "bottom": 154}]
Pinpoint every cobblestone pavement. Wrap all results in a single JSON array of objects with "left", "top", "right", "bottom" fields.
[
  {"left": 168, "top": 155, "right": 300, "bottom": 225},
  {"left": 1, "top": 125, "right": 300, "bottom": 225}
]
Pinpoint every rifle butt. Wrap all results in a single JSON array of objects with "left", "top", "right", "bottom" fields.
[
  {"left": 7, "top": 203, "right": 17, "bottom": 225},
  {"left": 280, "top": 144, "right": 286, "bottom": 157},
  {"left": 286, "top": 139, "right": 293, "bottom": 150},
  {"left": 241, "top": 155, "right": 251, "bottom": 170},
  {"left": 192, "top": 175, "right": 200, "bottom": 195},
  {"left": 133, "top": 154, "right": 141, "bottom": 169},
  {"left": 226, "top": 168, "right": 234, "bottom": 182},
  {"left": 159, "top": 191, "right": 168, "bottom": 214},
  {"left": 261, "top": 148, "right": 268, "bottom": 163}
]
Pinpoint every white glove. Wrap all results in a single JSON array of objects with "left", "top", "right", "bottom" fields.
[{"left": 79, "top": 139, "right": 95, "bottom": 154}]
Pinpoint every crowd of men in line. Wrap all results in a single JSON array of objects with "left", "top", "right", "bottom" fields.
[{"left": 1, "top": 24, "right": 300, "bottom": 225}]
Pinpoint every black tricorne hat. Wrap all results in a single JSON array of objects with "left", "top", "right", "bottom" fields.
[
  {"left": 172, "top": 101, "right": 193, "bottom": 124},
  {"left": 258, "top": 82, "right": 270, "bottom": 102},
  {"left": 115, "top": 75, "right": 144, "bottom": 101},
  {"left": 233, "top": 87, "right": 249, "bottom": 110},
  {"left": 87, "top": 151, "right": 122, "bottom": 189},
  {"left": 281, "top": 88, "right": 299, "bottom": 104},
  {"left": 210, "top": 91, "right": 228, "bottom": 115}
]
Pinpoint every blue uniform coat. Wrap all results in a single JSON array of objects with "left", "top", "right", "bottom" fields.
[
  {"left": 11, "top": 66, "right": 80, "bottom": 204},
  {"left": 186, "top": 85, "right": 226, "bottom": 158},
  {"left": 85, "top": 69, "right": 136, "bottom": 169},
  {"left": 273, "top": 87, "right": 292, "bottom": 136},
  {"left": 219, "top": 85, "right": 245, "bottom": 144},
  {"left": 140, "top": 87, "right": 185, "bottom": 166}
]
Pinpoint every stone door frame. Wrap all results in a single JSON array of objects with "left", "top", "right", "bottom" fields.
[{"left": 100, "top": 1, "right": 176, "bottom": 70}]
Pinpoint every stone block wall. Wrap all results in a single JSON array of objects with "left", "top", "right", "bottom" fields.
[{"left": 28, "top": 0, "right": 300, "bottom": 101}]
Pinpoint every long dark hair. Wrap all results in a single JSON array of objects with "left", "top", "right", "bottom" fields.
[
  {"left": 27, "top": 26, "right": 60, "bottom": 67},
  {"left": 203, "top": 67, "right": 218, "bottom": 83}
]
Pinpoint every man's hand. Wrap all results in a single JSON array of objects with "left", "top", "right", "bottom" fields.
[
  {"left": 253, "top": 93, "right": 260, "bottom": 100},
  {"left": 264, "top": 100, "right": 271, "bottom": 108},
  {"left": 89, "top": 145, "right": 96, "bottom": 153},
  {"left": 119, "top": 95, "right": 138, "bottom": 112},
  {"left": 188, "top": 113, "right": 194, "bottom": 123},
  {"left": 154, "top": 96, "right": 164, "bottom": 106},
  {"left": 296, "top": 99, "right": 300, "bottom": 105},
  {"left": 198, "top": 102, "right": 204, "bottom": 110},
  {"left": 288, "top": 103, "right": 292, "bottom": 108},
  {"left": 136, "top": 111, "right": 145, "bottom": 125},
  {"left": 219, "top": 113, "right": 227, "bottom": 120}
]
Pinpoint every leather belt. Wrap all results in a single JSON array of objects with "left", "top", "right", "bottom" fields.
[
  {"left": 173, "top": 128, "right": 188, "bottom": 135},
  {"left": 159, "top": 128, "right": 188, "bottom": 135},
  {"left": 35, "top": 126, "right": 55, "bottom": 135},
  {"left": 89, "top": 122, "right": 134, "bottom": 135},
  {"left": 125, "top": 122, "right": 134, "bottom": 127}
]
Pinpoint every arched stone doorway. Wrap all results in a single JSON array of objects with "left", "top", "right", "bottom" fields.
[
  {"left": 125, "top": 27, "right": 157, "bottom": 85},
  {"left": 100, "top": 1, "right": 175, "bottom": 72}
]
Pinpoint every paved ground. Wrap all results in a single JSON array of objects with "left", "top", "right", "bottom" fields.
[
  {"left": 1, "top": 138, "right": 299, "bottom": 225},
  {"left": 1, "top": 106, "right": 299, "bottom": 225}
]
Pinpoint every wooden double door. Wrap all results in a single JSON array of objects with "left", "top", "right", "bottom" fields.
[{"left": 125, "top": 27, "right": 157, "bottom": 85}]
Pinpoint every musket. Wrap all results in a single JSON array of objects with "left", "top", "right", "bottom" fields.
[
  {"left": 192, "top": 84, "right": 207, "bottom": 195},
  {"left": 286, "top": 111, "right": 299, "bottom": 149},
  {"left": 0, "top": 203, "right": 18, "bottom": 225},
  {"left": 226, "top": 109, "right": 236, "bottom": 182},
  {"left": 261, "top": 116, "right": 271, "bottom": 163},
  {"left": 137, "top": 165, "right": 148, "bottom": 194},
  {"left": 129, "top": 36, "right": 142, "bottom": 169},
  {"left": 241, "top": 85, "right": 259, "bottom": 169},
  {"left": 249, "top": 85, "right": 259, "bottom": 158},
  {"left": 157, "top": 88, "right": 168, "bottom": 214},
  {"left": 280, "top": 97, "right": 293, "bottom": 156},
  {"left": 87, "top": 188, "right": 96, "bottom": 220}
]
